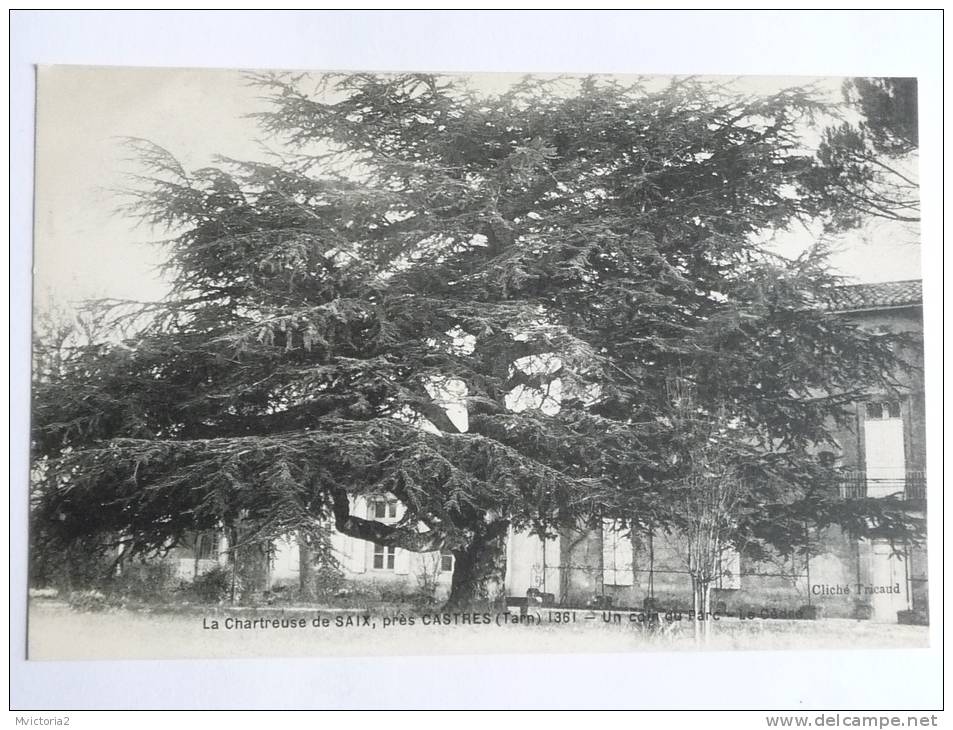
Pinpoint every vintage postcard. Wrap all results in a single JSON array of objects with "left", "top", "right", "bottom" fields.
[{"left": 28, "top": 65, "right": 929, "bottom": 661}]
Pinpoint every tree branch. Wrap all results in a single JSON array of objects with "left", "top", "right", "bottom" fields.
[{"left": 329, "top": 487, "right": 444, "bottom": 551}]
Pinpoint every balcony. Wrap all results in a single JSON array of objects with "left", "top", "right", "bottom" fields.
[{"left": 838, "top": 470, "right": 926, "bottom": 501}]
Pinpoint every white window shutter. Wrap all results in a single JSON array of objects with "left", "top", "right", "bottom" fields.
[
  {"left": 864, "top": 419, "right": 906, "bottom": 497},
  {"left": 602, "top": 519, "right": 616, "bottom": 585},
  {"left": 394, "top": 548, "right": 410, "bottom": 575},
  {"left": 719, "top": 547, "right": 741, "bottom": 590},
  {"left": 602, "top": 519, "right": 633, "bottom": 586},
  {"left": 334, "top": 532, "right": 351, "bottom": 569},
  {"left": 614, "top": 527, "right": 634, "bottom": 586},
  {"left": 348, "top": 538, "right": 367, "bottom": 574}
]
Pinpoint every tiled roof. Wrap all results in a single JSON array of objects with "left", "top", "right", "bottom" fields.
[{"left": 827, "top": 280, "right": 922, "bottom": 312}]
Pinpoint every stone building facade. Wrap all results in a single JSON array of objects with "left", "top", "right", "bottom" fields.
[{"left": 168, "top": 495, "right": 455, "bottom": 600}]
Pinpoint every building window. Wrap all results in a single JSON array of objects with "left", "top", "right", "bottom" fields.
[
  {"left": 370, "top": 498, "right": 398, "bottom": 520},
  {"left": 196, "top": 533, "right": 218, "bottom": 560},
  {"left": 440, "top": 550, "right": 454, "bottom": 573},
  {"left": 866, "top": 400, "right": 901, "bottom": 420},
  {"left": 373, "top": 544, "right": 396, "bottom": 570}
]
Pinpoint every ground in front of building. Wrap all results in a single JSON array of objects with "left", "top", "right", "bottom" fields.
[{"left": 27, "top": 599, "right": 928, "bottom": 660}]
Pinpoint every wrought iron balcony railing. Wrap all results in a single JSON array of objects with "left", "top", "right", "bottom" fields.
[{"left": 838, "top": 470, "right": 926, "bottom": 501}]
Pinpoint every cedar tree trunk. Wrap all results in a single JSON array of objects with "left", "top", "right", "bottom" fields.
[
  {"left": 297, "top": 529, "right": 315, "bottom": 600},
  {"left": 444, "top": 520, "right": 509, "bottom": 611}
]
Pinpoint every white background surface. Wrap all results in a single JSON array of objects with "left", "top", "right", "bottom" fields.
[{"left": 9, "top": 9, "right": 944, "bottom": 712}]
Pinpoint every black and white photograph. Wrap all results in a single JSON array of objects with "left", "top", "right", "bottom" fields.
[
  {"left": 11, "top": 10, "right": 943, "bottom": 713},
  {"left": 28, "top": 64, "right": 930, "bottom": 660}
]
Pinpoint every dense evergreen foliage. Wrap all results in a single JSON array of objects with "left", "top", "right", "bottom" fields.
[
  {"left": 807, "top": 77, "right": 919, "bottom": 231},
  {"left": 32, "top": 74, "right": 922, "bottom": 607}
]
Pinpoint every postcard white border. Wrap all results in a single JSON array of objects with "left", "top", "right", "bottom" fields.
[{"left": 9, "top": 9, "right": 944, "bottom": 711}]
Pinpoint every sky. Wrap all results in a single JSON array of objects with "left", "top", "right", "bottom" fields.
[
  {"left": 33, "top": 66, "right": 923, "bottom": 312},
  {"left": 35, "top": 66, "right": 264, "bottom": 307}
]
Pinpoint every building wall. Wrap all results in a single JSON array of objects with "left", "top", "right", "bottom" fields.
[
  {"left": 267, "top": 495, "right": 454, "bottom": 598},
  {"left": 164, "top": 532, "right": 229, "bottom": 582},
  {"left": 166, "top": 497, "right": 454, "bottom": 599},
  {"left": 832, "top": 306, "right": 925, "bottom": 472},
  {"left": 830, "top": 304, "right": 926, "bottom": 618}
]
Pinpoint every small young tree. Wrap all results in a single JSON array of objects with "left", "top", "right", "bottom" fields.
[
  {"left": 665, "top": 378, "right": 746, "bottom": 643},
  {"left": 683, "top": 467, "right": 743, "bottom": 643}
]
